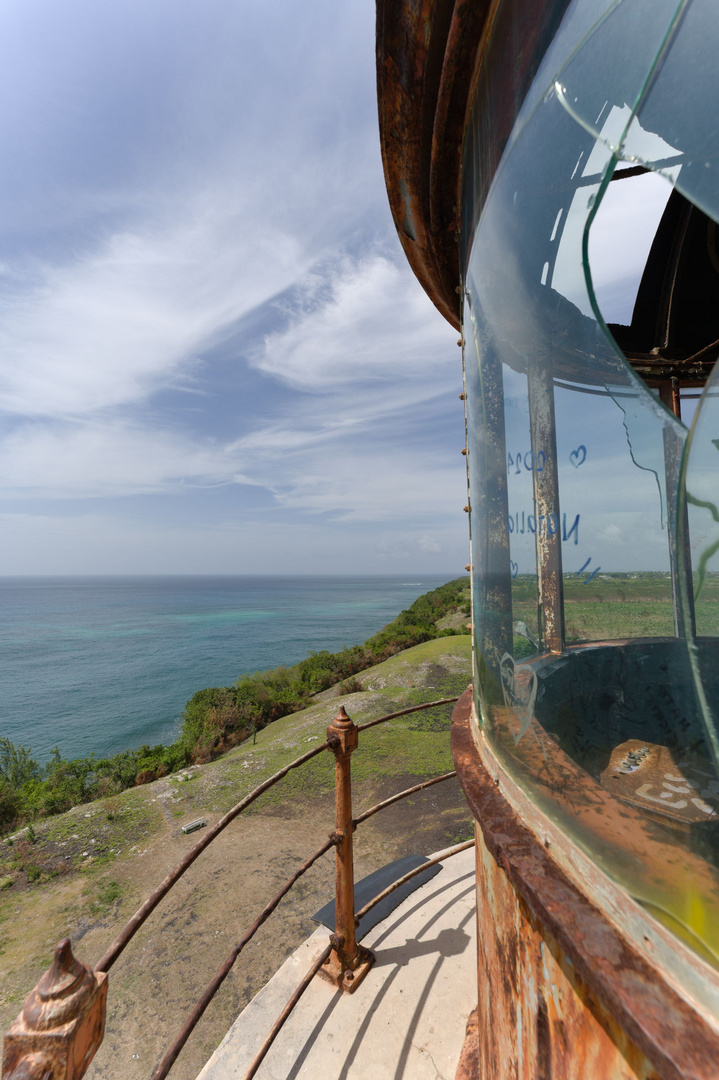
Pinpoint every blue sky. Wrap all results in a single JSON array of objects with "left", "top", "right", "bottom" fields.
[{"left": 0, "top": 0, "right": 467, "bottom": 574}]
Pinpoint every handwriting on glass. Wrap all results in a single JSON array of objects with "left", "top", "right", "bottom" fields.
[
  {"left": 507, "top": 511, "right": 579, "bottom": 543},
  {"left": 576, "top": 556, "right": 601, "bottom": 585},
  {"left": 507, "top": 450, "right": 546, "bottom": 474}
]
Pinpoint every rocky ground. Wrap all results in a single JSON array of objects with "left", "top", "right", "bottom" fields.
[{"left": 0, "top": 636, "right": 473, "bottom": 1080}]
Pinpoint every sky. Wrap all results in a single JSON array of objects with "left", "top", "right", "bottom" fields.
[{"left": 0, "top": 0, "right": 468, "bottom": 575}]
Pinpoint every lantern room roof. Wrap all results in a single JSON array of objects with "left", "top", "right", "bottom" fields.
[
  {"left": 376, "top": 0, "right": 574, "bottom": 332},
  {"left": 376, "top": 0, "right": 488, "bottom": 332}
]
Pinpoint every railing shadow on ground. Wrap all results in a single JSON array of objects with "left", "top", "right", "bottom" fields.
[{"left": 2, "top": 695, "right": 474, "bottom": 1080}]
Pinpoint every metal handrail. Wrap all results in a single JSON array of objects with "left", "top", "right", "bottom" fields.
[
  {"left": 2, "top": 694, "right": 463, "bottom": 1080},
  {"left": 94, "top": 696, "right": 459, "bottom": 974},
  {"left": 152, "top": 769, "right": 462, "bottom": 1079},
  {"left": 243, "top": 942, "right": 334, "bottom": 1080},
  {"left": 353, "top": 770, "right": 456, "bottom": 825},
  {"left": 95, "top": 739, "right": 331, "bottom": 974},
  {"left": 241, "top": 838, "right": 474, "bottom": 1080},
  {"left": 150, "top": 835, "right": 337, "bottom": 1080}
]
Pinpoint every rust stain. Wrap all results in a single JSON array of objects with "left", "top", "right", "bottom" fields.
[
  {"left": 318, "top": 707, "right": 374, "bottom": 993},
  {"left": 451, "top": 690, "right": 719, "bottom": 1080}
]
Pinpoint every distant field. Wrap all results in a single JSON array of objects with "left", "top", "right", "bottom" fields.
[{"left": 510, "top": 571, "right": 719, "bottom": 642}]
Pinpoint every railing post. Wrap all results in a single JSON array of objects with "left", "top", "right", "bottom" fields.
[
  {"left": 3, "top": 939, "right": 107, "bottom": 1080},
  {"left": 320, "top": 706, "right": 374, "bottom": 993}
]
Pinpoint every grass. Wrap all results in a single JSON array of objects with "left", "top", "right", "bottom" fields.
[
  {"left": 510, "top": 571, "right": 719, "bottom": 642},
  {"left": 89, "top": 879, "right": 124, "bottom": 912},
  {"left": 181, "top": 636, "right": 471, "bottom": 814},
  {"left": 0, "top": 636, "right": 472, "bottom": 896}
]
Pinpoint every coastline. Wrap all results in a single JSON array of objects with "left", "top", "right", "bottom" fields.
[{"left": 0, "top": 578, "right": 470, "bottom": 837}]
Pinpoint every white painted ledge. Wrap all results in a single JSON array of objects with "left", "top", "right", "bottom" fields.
[{"left": 198, "top": 845, "right": 477, "bottom": 1080}]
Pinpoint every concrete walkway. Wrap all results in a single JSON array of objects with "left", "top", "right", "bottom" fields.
[{"left": 198, "top": 845, "right": 477, "bottom": 1080}]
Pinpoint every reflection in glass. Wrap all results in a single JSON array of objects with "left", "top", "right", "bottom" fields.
[{"left": 463, "top": 0, "right": 719, "bottom": 968}]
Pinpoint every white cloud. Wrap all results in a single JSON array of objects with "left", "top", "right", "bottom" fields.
[
  {"left": 0, "top": 511, "right": 467, "bottom": 576},
  {"left": 0, "top": 201, "right": 305, "bottom": 419},
  {"left": 254, "top": 254, "right": 457, "bottom": 391},
  {"left": 267, "top": 446, "right": 464, "bottom": 523},
  {"left": 0, "top": 1, "right": 470, "bottom": 570},
  {"left": 418, "top": 534, "right": 442, "bottom": 553}
]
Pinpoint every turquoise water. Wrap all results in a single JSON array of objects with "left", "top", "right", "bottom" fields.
[{"left": 0, "top": 575, "right": 451, "bottom": 763}]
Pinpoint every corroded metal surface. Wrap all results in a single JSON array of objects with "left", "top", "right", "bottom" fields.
[
  {"left": 474, "top": 830, "right": 659, "bottom": 1079},
  {"left": 600, "top": 740, "right": 719, "bottom": 827},
  {"left": 3, "top": 940, "right": 107, "bottom": 1080},
  {"left": 451, "top": 689, "right": 719, "bottom": 1080},
  {"left": 377, "top": 0, "right": 574, "bottom": 329},
  {"left": 376, "top": 0, "right": 462, "bottom": 328},
  {"left": 528, "top": 354, "right": 565, "bottom": 653},
  {"left": 454, "top": 1006, "right": 479, "bottom": 1080},
  {"left": 320, "top": 707, "right": 375, "bottom": 993}
]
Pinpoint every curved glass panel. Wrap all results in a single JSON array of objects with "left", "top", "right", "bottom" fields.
[
  {"left": 463, "top": 0, "right": 719, "bottom": 967},
  {"left": 681, "top": 359, "right": 719, "bottom": 768}
]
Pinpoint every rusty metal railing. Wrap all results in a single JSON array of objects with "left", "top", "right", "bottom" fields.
[{"left": 2, "top": 695, "right": 467, "bottom": 1080}]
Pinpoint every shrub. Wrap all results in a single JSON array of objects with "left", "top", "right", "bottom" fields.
[{"left": 0, "top": 577, "right": 469, "bottom": 834}]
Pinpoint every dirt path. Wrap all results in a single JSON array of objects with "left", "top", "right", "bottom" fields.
[{"left": 0, "top": 639, "right": 473, "bottom": 1080}]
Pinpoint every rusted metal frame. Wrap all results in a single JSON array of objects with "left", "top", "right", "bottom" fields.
[
  {"left": 94, "top": 740, "right": 330, "bottom": 974},
  {"left": 657, "top": 198, "right": 693, "bottom": 352},
  {"left": 475, "top": 324, "right": 514, "bottom": 676},
  {"left": 240, "top": 941, "right": 333, "bottom": 1080},
  {"left": 138, "top": 701, "right": 464, "bottom": 1074},
  {"left": 681, "top": 334, "right": 719, "bottom": 367},
  {"left": 528, "top": 352, "right": 565, "bottom": 653},
  {"left": 376, "top": 0, "right": 461, "bottom": 328},
  {"left": 354, "top": 839, "right": 475, "bottom": 923},
  {"left": 356, "top": 696, "right": 459, "bottom": 733},
  {"left": 450, "top": 690, "right": 719, "bottom": 1080},
  {"left": 353, "top": 771, "right": 457, "bottom": 827},
  {"left": 149, "top": 835, "right": 336, "bottom": 1080},
  {"left": 659, "top": 382, "right": 696, "bottom": 638},
  {"left": 428, "top": 0, "right": 495, "bottom": 301},
  {"left": 2, "top": 697, "right": 462, "bottom": 1079}
]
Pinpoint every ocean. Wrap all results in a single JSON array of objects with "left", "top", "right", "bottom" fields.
[{"left": 0, "top": 575, "right": 452, "bottom": 764}]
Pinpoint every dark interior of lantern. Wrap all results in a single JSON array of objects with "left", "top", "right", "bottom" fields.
[{"left": 607, "top": 178, "right": 719, "bottom": 416}]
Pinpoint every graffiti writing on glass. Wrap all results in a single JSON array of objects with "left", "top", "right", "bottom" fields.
[
  {"left": 507, "top": 450, "right": 546, "bottom": 474},
  {"left": 507, "top": 511, "right": 579, "bottom": 543}
]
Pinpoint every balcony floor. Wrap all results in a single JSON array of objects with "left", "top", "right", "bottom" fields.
[{"left": 197, "top": 844, "right": 476, "bottom": 1080}]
